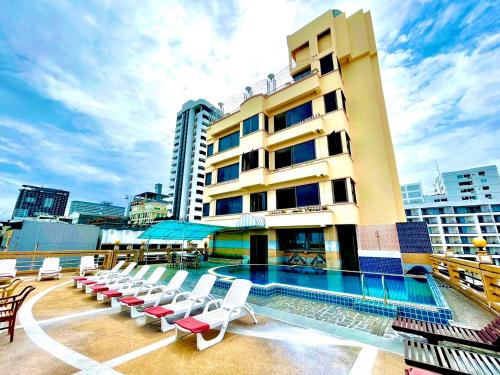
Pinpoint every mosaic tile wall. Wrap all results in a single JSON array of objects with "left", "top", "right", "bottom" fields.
[
  {"left": 358, "top": 256, "right": 404, "bottom": 275},
  {"left": 396, "top": 222, "right": 433, "bottom": 253}
]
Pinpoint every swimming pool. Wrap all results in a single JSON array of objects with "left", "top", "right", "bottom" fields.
[
  {"left": 210, "top": 265, "right": 453, "bottom": 323},
  {"left": 212, "top": 264, "right": 436, "bottom": 306}
]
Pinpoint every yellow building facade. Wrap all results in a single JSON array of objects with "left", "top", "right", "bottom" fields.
[{"left": 202, "top": 9, "right": 405, "bottom": 269}]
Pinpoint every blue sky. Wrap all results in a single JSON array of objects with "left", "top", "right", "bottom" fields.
[{"left": 0, "top": 0, "right": 499, "bottom": 219}]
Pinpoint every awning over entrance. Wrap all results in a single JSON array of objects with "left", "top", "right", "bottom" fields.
[
  {"left": 235, "top": 214, "right": 266, "bottom": 229},
  {"left": 138, "top": 220, "right": 229, "bottom": 241}
]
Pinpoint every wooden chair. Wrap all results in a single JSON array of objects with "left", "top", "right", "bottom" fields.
[
  {"left": 0, "top": 278, "right": 22, "bottom": 298},
  {"left": 393, "top": 316, "right": 500, "bottom": 351},
  {"left": 404, "top": 339, "right": 499, "bottom": 375},
  {"left": 0, "top": 286, "right": 36, "bottom": 342}
]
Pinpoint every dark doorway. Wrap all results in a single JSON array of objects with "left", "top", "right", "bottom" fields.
[
  {"left": 337, "top": 225, "right": 359, "bottom": 271},
  {"left": 250, "top": 235, "right": 268, "bottom": 264}
]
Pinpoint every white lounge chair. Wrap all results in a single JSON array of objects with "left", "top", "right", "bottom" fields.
[
  {"left": 175, "top": 279, "right": 257, "bottom": 350},
  {"left": 37, "top": 258, "right": 62, "bottom": 281},
  {"left": 101, "top": 267, "right": 167, "bottom": 307},
  {"left": 77, "top": 261, "right": 135, "bottom": 290},
  {"left": 120, "top": 270, "right": 188, "bottom": 318},
  {"left": 93, "top": 265, "right": 151, "bottom": 299},
  {"left": 79, "top": 256, "right": 98, "bottom": 277},
  {"left": 73, "top": 260, "right": 126, "bottom": 287},
  {"left": 144, "top": 274, "right": 216, "bottom": 331},
  {"left": 0, "top": 259, "right": 17, "bottom": 279}
]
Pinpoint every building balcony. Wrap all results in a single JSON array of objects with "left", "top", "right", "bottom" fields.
[
  {"left": 266, "top": 205, "right": 334, "bottom": 227},
  {"left": 266, "top": 115, "right": 325, "bottom": 148},
  {"left": 206, "top": 146, "right": 240, "bottom": 167},
  {"left": 204, "top": 180, "right": 241, "bottom": 198},
  {"left": 267, "top": 159, "right": 329, "bottom": 186},
  {"left": 240, "top": 168, "right": 267, "bottom": 189},
  {"left": 265, "top": 72, "right": 321, "bottom": 112}
]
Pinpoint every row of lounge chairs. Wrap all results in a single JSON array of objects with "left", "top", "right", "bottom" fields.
[
  {"left": 73, "top": 262, "right": 257, "bottom": 350},
  {"left": 0, "top": 258, "right": 66, "bottom": 281},
  {"left": 392, "top": 316, "right": 499, "bottom": 374}
]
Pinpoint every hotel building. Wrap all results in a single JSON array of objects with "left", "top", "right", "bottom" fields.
[
  {"left": 167, "top": 99, "right": 219, "bottom": 221},
  {"left": 12, "top": 185, "right": 69, "bottom": 219},
  {"left": 69, "top": 200, "right": 125, "bottom": 217},
  {"left": 202, "top": 9, "right": 406, "bottom": 269}
]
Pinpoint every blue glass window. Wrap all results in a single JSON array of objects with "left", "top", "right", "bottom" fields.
[
  {"left": 207, "top": 144, "right": 214, "bottom": 156},
  {"left": 242, "top": 114, "right": 259, "bottom": 136},
  {"left": 275, "top": 140, "right": 315, "bottom": 169},
  {"left": 276, "top": 183, "right": 320, "bottom": 209},
  {"left": 216, "top": 196, "right": 242, "bottom": 215},
  {"left": 205, "top": 172, "right": 212, "bottom": 186},
  {"left": 217, "top": 163, "right": 239, "bottom": 182},
  {"left": 202, "top": 203, "right": 210, "bottom": 217},
  {"left": 274, "top": 101, "right": 313, "bottom": 132},
  {"left": 296, "top": 183, "right": 320, "bottom": 207},
  {"left": 218, "top": 131, "right": 240, "bottom": 152}
]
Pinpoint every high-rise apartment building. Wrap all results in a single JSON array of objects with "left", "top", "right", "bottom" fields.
[
  {"left": 167, "top": 99, "right": 218, "bottom": 222},
  {"left": 401, "top": 183, "right": 425, "bottom": 205},
  {"left": 202, "top": 10, "right": 405, "bottom": 269},
  {"left": 69, "top": 201, "right": 125, "bottom": 217},
  {"left": 438, "top": 165, "right": 499, "bottom": 202},
  {"left": 403, "top": 165, "right": 500, "bottom": 261},
  {"left": 12, "top": 185, "right": 69, "bottom": 219}
]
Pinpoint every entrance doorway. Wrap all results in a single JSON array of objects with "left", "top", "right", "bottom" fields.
[
  {"left": 337, "top": 225, "right": 359, "bottom": 271},
  {"left": 250, "top": 235, "right": 268, "bottom": 264}
]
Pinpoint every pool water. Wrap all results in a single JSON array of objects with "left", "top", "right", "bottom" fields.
[{"left": 214, "top": 264, "right": 437, "bottom": 306}]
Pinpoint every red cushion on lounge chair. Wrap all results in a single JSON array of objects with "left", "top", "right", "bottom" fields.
[
  {"left": 405, "top": 368, "right": 440, "bottom": 375},
  {"left": 81, "top": 280, "right": 98, "bottom": 285},
  {"left": 73, "top": 276, "right": 87, "bottom": 281},
  {"left": 144, "top": 306, "right": 174, "bottom": 318},
  {"left": 175, "top": 317, "right": 210, "bottom": 333},
  {"left": 120, "top": 296, "right": 144, "bottom": 306},
  {"left": 102, "top": 290, "right": 122, "bottom": 298},
  {"left": 91, "top": 284, "right": 109, "bottom": 292}
]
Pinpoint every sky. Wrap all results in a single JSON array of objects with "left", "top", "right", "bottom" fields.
[{"left": 0, "top": 0, "right": 499, "bottom": 219}]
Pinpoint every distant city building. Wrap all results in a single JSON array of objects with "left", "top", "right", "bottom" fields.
[
  {"left": 438, "top": 165, "right": 500, "bottom": 202},
  {"left": 403, "top": 165, "right": 500, "bottom": 261},
  {"left": 129, "top": 184, "right": 170, "bottom": 226},
  {"left": 12, "top": 185, "right": 69, "bottom": 219},
  {"left": 167, "top": 99, "right": 219, "bottom": 222},
  {"left": 69, "top": 200, "right": 125, "bottom": 217},
  {"left": 401, "top": 183, "right": 425, "bottom": 205}
]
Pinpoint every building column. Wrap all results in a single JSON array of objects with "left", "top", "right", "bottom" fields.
[{"left": 324, "top": 225, "right": 340, "bottom": 269}]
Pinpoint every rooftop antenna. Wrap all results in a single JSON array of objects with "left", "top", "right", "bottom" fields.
[
  {"left": 267, "top": 73, "right": 276, "bottom": 94},
  {"left": 244, "top": 86, "right": 252, "bottom": 100},
  {"left": 218, "top": 102, "right": 224, "bottom": 116}
]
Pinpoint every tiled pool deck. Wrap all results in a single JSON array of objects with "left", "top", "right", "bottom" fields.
[{"left": 0, "top": 262, "right": 496, "bottom": 374}]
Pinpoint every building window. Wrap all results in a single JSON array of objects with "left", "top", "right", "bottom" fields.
[
  {"left": 483, "top": 186, "right": 490, "bottom": 190},
  {"left": 346, "top": 132, "right": 352, "bottom": 156},
  {"left": 205, "top": 172, "right": 212, "bottom": 186},
  {"left": 324, "top": 91, "right": 338, "bottom": 113},
  {"left": 196, "top": 189, "right": 203, "bottom": 195},
  {"left": 350, "top": 179, "right": 357, "bottom": 204},
  {"left": 43, "top": 198, "right": 54, "bottom": 208},
  {"left": 217, "top": 163, "right": 239, "bottom": 183},
  {"left": 242, "top": 114, "right": 259, "bottom": 136},
  {"left": 278, "top": 228, "right": 325, "bottom": 251},
  {"left": 264, "top": 150, "right": 269, "bottom": 169},
  {"left": 276, "top": 183, "right": 320, "bottom": 209},
  {"left": 202, "top": 203, "right": 210, "bottom": 216},
  {"left": 327, "top": 132, "right": 342, "bottom": 155},
  {"left": 264, "top": 116, "right": 269, "bottom": 132},
  {"left": 332, "top": 179, "right": 348, "bottom": 203},
  {"left": 478, "top": 171, "right": 485, "bottom": 176},
  {"left": 292, "top": 66, "right": 311, "bottom": 81},
  {"left": 274, "top": 101, "right": 313, "bottom": 132},
  {"left": 250, "top": 192, "right": 267, "bottom": 212},
  {"left": 207, "top": 144, "right": 214, "bottom": 156},
  {"left": 275, "top": 140, "right": 315, "bottom": 169},
  {"left": 320, "top": 54, "right": 334, "bottom": 75},
  {"left": 242, "top": 150, "right": 259, "bottom": 171},
  {"left": 485, "top": 194, "right": 492, "bottom": 199},
  {"left": 218, "top": 131, "right": 239, "bottom": 152},
  {"left": 216, "top": 196, "right": 242, "bottom": 215},
  {"left": 341, "top": 91, "right": 346, "bottom": 111}
]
